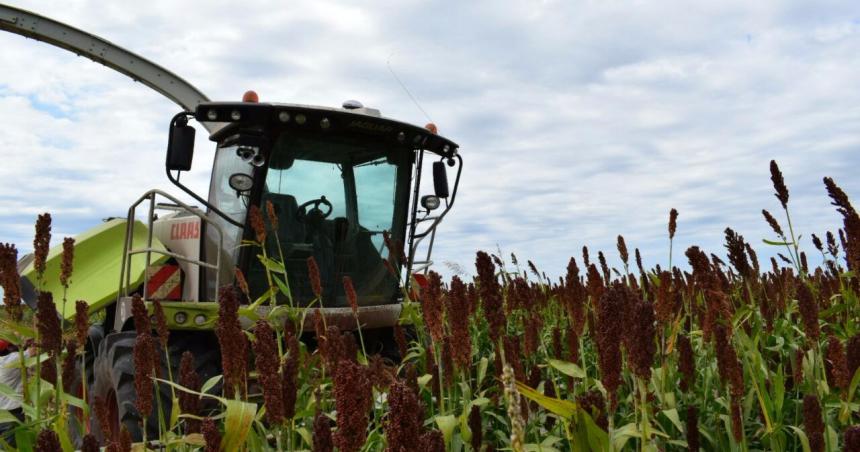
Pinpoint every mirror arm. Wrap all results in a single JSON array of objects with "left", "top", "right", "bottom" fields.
[
  {"left": 412, "top": 153, "right": 462, "bottom": 240},
  {"left": 166, "top": 112, "right": 244, "bottom": 228}
]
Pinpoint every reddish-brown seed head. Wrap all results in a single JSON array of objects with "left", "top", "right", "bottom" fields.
[
  {"left": 803, "top": 394, "right": 825, "bottom": 452},
  {"left": 249, "top": 204, "right": 267, "bottom": 243},
  {"left": 332, "top": 360, "right": 373, "bottom": 452},
  {"left": 343, "top": 276, "right": 358, "bottom": 315},
  {"left": 669, "top": 208, "right": 679, "bottom": 239},
  {"left": 770, "top": 160, "right": 790, "bottom": 209},
  {"left": 178, "top": 351, "right": 201, "bottom": 433},
  {"left": 36, "top": 291, "right": 62, "bottom": 357},
  {"left": 307, "top": 256, "right": 322, "bottom": 298},
  {"left": 33, "top": 213, "right": 52, "bottom": 277},
  {"left": 59, "top": 237, "right": 75, "bottom": 287},
  {"left": 252, "top": 320, "right": 284, "bottom": 424},
  {"left": 133, "top": 333, "right": 156, "bottom": 418}
]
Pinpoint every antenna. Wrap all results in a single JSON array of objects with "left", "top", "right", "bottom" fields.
[{"left": 387, "top": 53, "right": 434, "bottom": 125}]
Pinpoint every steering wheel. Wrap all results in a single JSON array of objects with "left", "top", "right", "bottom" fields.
[{"left": 296, "top": 196, "right": 333, "bottom": 222}]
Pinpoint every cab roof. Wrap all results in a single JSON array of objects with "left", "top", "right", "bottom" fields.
[{"left": 196, "top": 102, "right": 459, "bottom": 158}]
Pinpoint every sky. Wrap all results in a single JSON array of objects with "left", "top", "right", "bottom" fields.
[{"left": 1, "top": 0, "right": 859, "bottom": 281}]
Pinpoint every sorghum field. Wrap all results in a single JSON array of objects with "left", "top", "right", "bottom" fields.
[{"left": 2, "top": 160, "right": 860, "bottom": 451}]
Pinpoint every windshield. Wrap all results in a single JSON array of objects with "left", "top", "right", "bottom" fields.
[{"left": 247, "top": 132, "right": 405, "bottom": 307}]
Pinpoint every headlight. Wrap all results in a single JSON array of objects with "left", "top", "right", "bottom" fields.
[
  {"left": 229, "top": 173, "right": 253, "bottom": 192},
  {"left": 174, "top": 311, "right": 188, "bottom": 324},
  {"left": 421, "top": 195, "right": 441, "bottom": 211}
]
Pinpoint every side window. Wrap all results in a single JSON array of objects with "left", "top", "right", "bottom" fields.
[{"left": 354, "top": 159, "right": 396, "bottom": 250}]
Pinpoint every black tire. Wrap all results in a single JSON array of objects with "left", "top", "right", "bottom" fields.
[{"left": 90, "top": 331, "right": 222, "bottom": 443}]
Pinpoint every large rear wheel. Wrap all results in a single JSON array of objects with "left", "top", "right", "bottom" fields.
[{"left": 90, "top": 331, "right": 221, "bottom": 442}]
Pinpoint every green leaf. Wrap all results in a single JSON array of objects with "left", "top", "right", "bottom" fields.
[
  {"left": 221, "top": 399, "right": 257, "bottom": 452},
  {"left": 660, "top": 408, "right": 683, "bottom": 433},
  {"left": 296, "top": 426, "right": 313, "bottom": 447},
  {"left": 435, "top": 414, "right": 458, "bottom": 445},
  {"left": 417, "top": 374, "right": 433, "bottom": 391},
  {"left": 516, "top": 381, "right": 577, "bottom": 419},
  {"left": 762, "top": 239, "right": 794, "bottom": 246},
  {"left": 548, "top": 359, "right": 586, "bottom": 379},
  {"left": 788, "top": 426, "right": 812, "bottom": 452},
  {"left": 258, "top": 255, "right": 286, "bottom": 274},
  {"left": 0, "top": 409, "right": 21, "bottom": 424},
  {"left": 272, "top": 274, "right": 293, "bottom": 302},
  {"left": 477, "top": 357, "right": 489, "bottom": 389},
  {"left": 201, "top": 375, "right": 223, "bottom": 395}
]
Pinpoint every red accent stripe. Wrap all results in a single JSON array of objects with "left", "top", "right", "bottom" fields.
[{"left": 147, "top": 265, "right": 181, "bottom": 300}]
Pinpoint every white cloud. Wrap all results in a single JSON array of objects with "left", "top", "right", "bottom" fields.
[{"left": 1, "top": 0, "right": 859, "bottom": 281}]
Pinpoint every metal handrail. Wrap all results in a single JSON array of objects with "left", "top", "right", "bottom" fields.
[{"left": 117, "top": 189, "right": 225, "bottom": 302}]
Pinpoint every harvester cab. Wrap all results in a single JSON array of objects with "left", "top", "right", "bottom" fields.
[{"left": 113, "top": 93, "right": 461, "bottom": 333}]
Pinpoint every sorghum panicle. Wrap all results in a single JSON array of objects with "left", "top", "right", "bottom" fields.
[
  {"left": 133, "top": 333, "right": 156, "bottom": 418},
  {"left": 33, "top": 213, "right": 52, "bottom": 277},
  {"left": 476, "top": 251, "right": 506, "bottom": 345},
  {"left": 35, "top": 428, "right": 61, "bottom": 452},
  {"left": 131, "top": 294, "right": 151, "bottom": 336},
  {"left": 826, "top": 335, "right": 849, "bottom": 391},
  {"left": 74, "top": 300, "right": 89, "bottom": 353},
  {"left": 36, "top": 291, "right": 62, "bottom": 356},
  {"left": 333, "top": 360, "right": 373, "bottom": 452},
  {"left": 252, "top": 320, "right": 284, "bottom": 424},
  {"left": 796, "top": 282, "right": 820, "bottom": 342},
  {"left": 61, "top": 340, "right": 77, "bottom": 392},
  {"left": 762, "top": 209, "right": 785, "bottom": 237},
  {"left": 215, "top": 286, "right": 247, "bottom": 397},
  {"left": 596, "top": 284, "right": 624, "bottom": 410},
  {"left": 770, "top": 160, "right": 790, "bottom": 208},
  {"left": 419, "top": 430, "right": 445, "bottom": 452},
  {"left": 845, "top": 426, "right": 860, "bottom": 452},
  {"left": 385, "top": 381, "right": 423, "bottom": 452},
  {"left": 847, "top": 333, "right": 860, "bottom": 379},
  {"left": 446, "top": 275, "right": 473, "bottom": 370},
  {"left": 803, "top": 394, "right": 825, "bottom": 452},
  {"left": 469, "top": 404, "right": 482, "bottom": 451},
  {"left": 617, "top": 235, "right": 629, "bottom": 266},
  {"left": 119, "top": 426, "right": 132, "bottom": 452},
  {"left": 343, "top": 276, "right": 359, "bottom": 315},
  {"left": 421, "top": 271, "right": 445, "bottom": 343},
  {"left": 266, "top": 199, "right": 279, "bottom": 229},
  {"left": 178, "top": 351, "right": 201, "bottom": 433},
  {"left": 308, "top": 257, "right": 322, "bottom": 299},
  {"left": 628, "top": 300, "right": 656, "bottom": 380},
  {"left": 202, "top": 418, "right": 222, "bottom": 452},
  {"left": 234, "top": 267, "right": 250, "bottom": 301},
  {"left": 313, "top": 410, "right": 334, "bottom": 452},
  {"left": 669, "top": 208, "right": 679, "bottom": 239},
  {"left": 598, "top": 251, "right": 610, "bottom": 284},
  {"left": 81, "top": 434, "right": 100, "bottom": 452},
  {"left": 686, "top": 406, "right": 699, "bottom": 452},
  {"left": 0, "top": 243, "right": 23, "bottom": 322},
  {"left": 730, "top": 397, "right": 743, "bottom": 442},
  {"left": 677, "top": 334, "right": 695, "bottom": 393},
  {"left": 152, "top": 299, "right": 169, "bottom": 348},
  {"left": 249, "top": 204, "right": 266, "bottom": 243},
  {"left": 94, "top": 395, "right": 115, "bottom": 446},
  {"left": 59, "top": 237, "right": 75, "bottom": 287}
]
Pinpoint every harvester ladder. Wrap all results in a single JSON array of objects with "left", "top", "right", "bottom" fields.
[{"left": 118, "top": 189, "right": 225, "bottom": 302}]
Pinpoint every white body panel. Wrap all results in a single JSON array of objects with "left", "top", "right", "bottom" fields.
[{"left": 152, "top": 212, "right": 202, "bottom": 301}]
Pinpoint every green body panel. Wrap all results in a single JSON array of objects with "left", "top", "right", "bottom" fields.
[{"left": 22, "top": 219, "right": 168, "bottom": 319}]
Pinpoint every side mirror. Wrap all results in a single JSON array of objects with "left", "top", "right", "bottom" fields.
[
  {"left": 166, "top": 119, "right": 196, "bottom": 171},
  {"left": 432, "top": 161, "right": 449, "bottom": 198}
]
